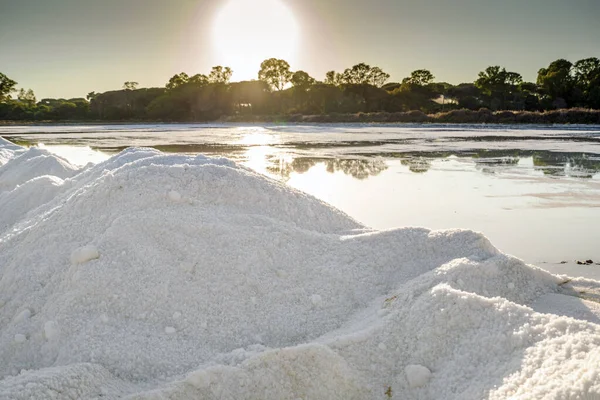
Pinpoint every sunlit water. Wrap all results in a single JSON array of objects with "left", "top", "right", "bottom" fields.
[{"left": 2, "top": 123, "right": 600, "bottom": 279}]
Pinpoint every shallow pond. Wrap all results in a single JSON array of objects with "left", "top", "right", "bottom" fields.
[{"left": 2, "top": 123, "right": 600, "bottom": 279}]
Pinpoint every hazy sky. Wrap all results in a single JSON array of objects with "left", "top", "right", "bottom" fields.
[{"left": 1, "top": 0, "right": 599, "bottom": 99}]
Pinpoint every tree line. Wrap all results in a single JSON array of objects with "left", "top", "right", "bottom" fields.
[{"left": 0, "top": 57, "right": 599, "bottom": 122}]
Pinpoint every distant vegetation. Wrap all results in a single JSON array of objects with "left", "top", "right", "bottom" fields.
[{"left": 1, "top": 57, "right": 600, "bottom": 123}]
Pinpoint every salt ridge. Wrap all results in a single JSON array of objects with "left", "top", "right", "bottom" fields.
[{"left": 0, "top": 138, "right": 599, "bottom": 399}]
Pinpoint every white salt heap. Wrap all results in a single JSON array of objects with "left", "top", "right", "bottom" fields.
[
  {"left": 1, "top": 137, "right": 600, "bottom": 399},
  {"left": 0, "top": 145, "right": 79, "bottom": 191}
]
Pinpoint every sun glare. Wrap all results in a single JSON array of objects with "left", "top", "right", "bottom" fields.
[{"left": 212, "top": 0, "right": 300, "bottom": 80}]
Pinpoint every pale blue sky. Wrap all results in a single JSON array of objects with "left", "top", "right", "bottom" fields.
[{"left": 1, "top": 0, "right": 599, "bottom": 99}]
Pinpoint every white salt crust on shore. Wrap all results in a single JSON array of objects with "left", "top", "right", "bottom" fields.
[{"left": 1, "top": 137, "right": 599, "bottom": 399}]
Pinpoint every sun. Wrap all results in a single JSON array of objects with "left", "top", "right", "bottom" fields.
[{"left": 211, "top": 0, "right": 300, "bottom": 80}]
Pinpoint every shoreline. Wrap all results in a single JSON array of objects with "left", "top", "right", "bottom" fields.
[{"left": 1, "top": 108, "right": 600, "bottom": 126}]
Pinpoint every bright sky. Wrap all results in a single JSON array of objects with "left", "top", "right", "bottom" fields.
[{"left": 1, "top": 0, "right": 599, "bottom": 99}]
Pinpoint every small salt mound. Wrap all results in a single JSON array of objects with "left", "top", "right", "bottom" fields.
[
  {"left": 0, "top": 148, "right": 15, "bottom": 167},
  {"left": 405, "top": 364, "right": 432, "bottom": 388},
  {"left": 70, "top": 245, "right": 100, "bottom": 264},
  {"left": 0, "top": 137, "right": 23, "bottom": 152},
  {"left": 0, "top": 137, "right": 23, "bottom": 167},
  {"left": 0, "top": 147, "right": 79, "bottom": 191},
  {"left": 0, "top": 175, "right": 66, "bottom": 233},
  {"left": 531, "top": 292, "right": 600, "bottom": 324},
  {"left": 0, "top": 363, "right": 128, "bottom": 400}
]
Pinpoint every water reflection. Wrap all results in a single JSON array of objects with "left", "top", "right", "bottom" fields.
[
  {"left": 3, "top": 128, "right": 600, "bottom": 274},
  {"left": 400, "top": 157, "right": 432, "bottom": 174},
  {"left": 532, "top": 153, "right": 600, "bottom": 178},
  {"left": 474, "top": 157, "right": 519, "bottom": 175},
  {"left": 263, "top": 150, "right": 600, "bottom": 181},
  {"left": 7, "top": 131, "right": 600, "bottom": 181},
  {"left": 267, "top": 157, "right": 388, "bottom": 180},
  {"left": 395, "top": 150, "right": 600, "bottom": 179}
]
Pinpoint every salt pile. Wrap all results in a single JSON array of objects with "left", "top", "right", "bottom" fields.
[
  {"left": 1, "top": 137, "right": 600, "bottom": 399},
  {"left": 0, "top": 145, "right": 79, "bottom": 191},
  {"left": 0, "top": 138, "right": 23, "bottom": 168}
]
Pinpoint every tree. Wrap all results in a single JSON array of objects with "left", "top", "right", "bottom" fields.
[
  {"left": 367, "top": 67, "right": 390, "bottom": 87},
  {"left": 229, "top": 80, "right": 271, "bottom": 114},
  {"left": 475, "top": 66, "right": 523, "bottom": 109},
  {"left": 446, "top": 83, "right": 484, "bottom": 109},
  {"left": 324, "top": 71, "right": 342, "bottom": 86},
  {"left": 537, "top": 59, "right": 574, "bottom": 108},
  {"left": 476, "top": 66, "right": 523, "bottom": 94},
  {"left": 516, "top": 82, "right": 542, "bottom": 111},
  {"left": 573, "top": 58, "right": 600, "bottom": 87},
  {"left": 166, "top": 73, "right": 190, "bottom": 90},
  {"left": 188, "top": 74, "right": 209, "bottom": 85},
  {"left": 290, "top": 71, "right": 316, "bottom": 88},
  {"left": 123, "top": 81, "right": 139, "bottom": 91},
  {"left": 0, "top": 73, "right": 17, "bottom": 102},
  {"left": 17, "top": 88, "right": 36, "bottom": 107},
  {"left": 402, "top": 70, "right": 435, "bottom": 86},
  {"left": 288, "top": 71, "right": 317, "bottom": 113},
  {"left": 258, "top": 58, "right": 292, "bottom": 91},
  {"left": 341, "top": 63, "right": 370, "bottom": 85},
  {"left": 339, "top": 63, "right": 390, "bottom": 87},
  {"left": 208, "top": 66, "right": 233, "bottom": 84},
  {"left": 86, "top": 91, "right": 97, "bottom": 101},
  {"left": 573, "top": 57, "right": 600, "bottom": 108},
  {"left": 307, "top": 83, "right": 344, "bottom": 113},
  {"left": 392, "top": 70, "right": 440, "bottom": 112},
  {"left": 122, "top": 82, "right": 140, "bottom": 118}
]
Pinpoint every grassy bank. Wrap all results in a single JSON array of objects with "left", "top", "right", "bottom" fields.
[
  {"left": 1, "top": 108, "right": 600, "bottom": 125},
  {"left": 222, "top": 108, "right": 600, "bottom": 124}
]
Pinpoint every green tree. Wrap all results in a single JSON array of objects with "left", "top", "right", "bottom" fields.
[
  {"left": 445, "top": 83, "right": 484, "bottom": 110},
  {"left": 339, "top": 63, "right": 390, "bottom": 87},
  {"left": 0, "top": 73, "right": 18, "bottom": 102},
  {"left": 188, "top": 74, "right": 209, "bottom": 85},
  {"left": 402, "top": 70, "right": 435, "bottom": 86},
  {"left": 324, "top": 71, "right": 342, "bottom": 86},
  {"left": 392, "top": 70, "right": 441, "bottom": 112},
  {"left": 258, "top": 58, "right": 292, "bottom": 91},
  {"left": 573, "top": 57, "right": 600, "bottom": 108},
  {"left": 229, "top": 80, "right": 271, "bottom": 114},
  {"left": 368, "top": 67, "right": 390, "bottom": 87},
  {"left": 307, "top": 83, "right": 344, "bottom": 113},
  {"left": 288, "top": 71, "right": 317, "bottom": 113},
  {"left": 17, "top": 88, "right": 36, "bottom": 107},
  {"left": 537, "top": 59, "right": 574, "bottom": 108},
  {"left": 208, "top": 66, "right": 233, "bottom": 84},
  {"left": 290, "top": 71, "right": 316, "bottom": 88},
  {"left": 516, "top": 82, "right": 542, "bottom": 111},
  {"left": 573, "top": 58, "right": 600, "bottom": 87},
  {"left": 475, "top": 66, "right": 523, "bottom": 109},
  {"left": 122, "top": 83, "right": 139, "bottom": 117},
  {"left": 166, "top": 73, "right": 190, "bottom": 90}
]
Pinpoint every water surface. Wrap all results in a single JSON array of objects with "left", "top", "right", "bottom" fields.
[{"left": 3, "top": 123, "right": 600, "bottom": 279}]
